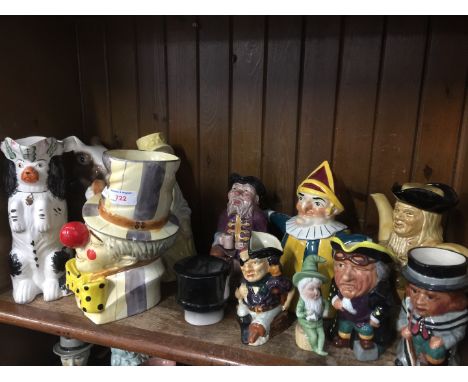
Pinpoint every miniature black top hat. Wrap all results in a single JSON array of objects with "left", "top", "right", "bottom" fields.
[
  {"left": 402, "top": 247, "right": 468, "bottom": 292},
  {"left": 174, "top": 255, "right": 230, "bottom": 314},
  {"left": 330, "top": 234, "right": 395, "bottom": 264},
  {"left": 392, "top": 182, "right": 458, "bottom": 213},
  {"left": 239, "top": 231, "right": 283, "bottom": 266}
]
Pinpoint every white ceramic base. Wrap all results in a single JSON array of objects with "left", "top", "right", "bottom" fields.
[
  {"left": 184, "top": 309, "right": 224, "bottom": 326},
  {"left": 77, "top": 257, "right": 165, "bottom": 324}
]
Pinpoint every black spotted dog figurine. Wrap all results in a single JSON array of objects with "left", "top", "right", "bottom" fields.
[{"left": 1, "top": 137, "right": 70, "bottom": 304}]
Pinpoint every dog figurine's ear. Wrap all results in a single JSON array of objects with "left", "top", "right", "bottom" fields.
[
  {"left": 47, "top": 156, "right": 66, "bottom": 200},
  {"left": 3, "top": 159, "right": 18, "bottom": 197}
]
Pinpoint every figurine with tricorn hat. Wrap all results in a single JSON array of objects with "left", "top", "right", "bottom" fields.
[
  {"left": 235, "top": 231, "right": 295, "bottom": 346},
  {"left": 329, "top": 234, "right": 396, "bottom": 361}
]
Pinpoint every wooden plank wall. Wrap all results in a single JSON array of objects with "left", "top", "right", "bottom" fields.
[
  {"left": 0, "top": 16, "right": 83, "bottom": 364},
  {"left": 0, "top": 14, "right": 466, "bottom": 365},
  {"left": 75, "top": 15, "right": 468, "bottom": 253},
  {"left": 0, "top": 16, "right": 83, "bottom": 292}
]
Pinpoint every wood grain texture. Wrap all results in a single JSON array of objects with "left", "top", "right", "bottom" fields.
[
  {"left": 1, "top": 15, "right": 468, "bottom": 365},
  {"left": 231, "top": 16, "right": 265, "bottom": 178},
  {"left": 166, "top": 16, "right": 200, "bottom": 246},
  {"left": 135, "top": 16, "right": 168, "bottom": 138},
  {"left": 332, "top": 16, "right": 384, "bottom": 231},
  {"left": 76, "top": 16, "right": 113, "bottom": 146},
  {"left": 0, "top": 16, "right": 82, "bottom": 138},
  {"left": 198, "top": 16, "right": 230, "bottom": 253},
  {"left": 446, "top": 86, "right": 468, "bottom": 247},
  {"left": 0, "top": 17, "right": 83, "bottom": 364},
  {"left": 262, "top": 16, "right": 303, "bottom": 215},
  {"left": 365, "top": 16, "right": 428, "bottom": 235},
  {"left": 411, "top": 16, "right": 468, "bottom": 184},
  {"left": 0, "top": 16, "right": 82, "bottom": 292},
  {"left": 106, "top": 17, "right": 139, "bottom": 149},
  {"left": 296, "top": 16, "right": 342, "bottom": 186},
  {"left": 0, "top": 288, "right": 399, "bottom": 366}
]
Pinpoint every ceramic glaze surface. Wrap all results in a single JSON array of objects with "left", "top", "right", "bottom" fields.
[
  {"left": 395, "top": 247, "right": 468, "bottom": 366},
  {"left": 235, "top": 232, "right": 294, "bottom": 346},
  {"left": 1, "top": 136, "right": 69, "bottom": 304},
  {"left": 329, "top": 235, "right": 395, "bottom": 361},
  {"left": 293, "top": 255, "right": 329, "bottom": 356},
  {"left": 210, "top": 173, "right": 268, "bottom": 262},
  {"left": 371, "top": 182, "right": 468, "bottom": 267},
  {"left": 269, "top": 161, "right": 347, "bottom": 300}
]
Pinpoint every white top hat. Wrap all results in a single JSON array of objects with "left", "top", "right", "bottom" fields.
[{"left": 83, "top": 149, "right": 180, "bottom": 241}]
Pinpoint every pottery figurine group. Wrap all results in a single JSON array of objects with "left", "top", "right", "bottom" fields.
[{"left": 2, "top": 133, "right": 468, "bottom": 367}]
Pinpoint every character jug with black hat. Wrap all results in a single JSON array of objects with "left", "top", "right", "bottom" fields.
[{"left": 371, "top": 182, "right": 468, "bottom": 267}]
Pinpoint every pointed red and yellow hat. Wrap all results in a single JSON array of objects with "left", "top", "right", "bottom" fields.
[{"left": 297, "top": 160, "right": 344, "bottom": 212}]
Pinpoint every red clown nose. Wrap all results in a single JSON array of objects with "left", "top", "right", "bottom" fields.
[{"left": 60, "top": 222, "right": 90, "bottom": 248}]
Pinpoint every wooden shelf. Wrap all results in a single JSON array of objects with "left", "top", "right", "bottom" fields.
[{"left": 0, "top": 285, "right": 401, "bottom": 366}]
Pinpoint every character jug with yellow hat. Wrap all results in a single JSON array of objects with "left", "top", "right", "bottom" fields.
[{"left": 268, "top": 160, "right": 348, "bottom": 300}]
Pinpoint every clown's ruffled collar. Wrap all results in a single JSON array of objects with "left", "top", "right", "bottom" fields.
[{"left": 286, "top": 217, "right": 346, "bottom": 240}]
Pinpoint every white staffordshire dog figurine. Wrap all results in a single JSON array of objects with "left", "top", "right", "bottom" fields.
[{"left": 1, "top": 136, "right": 69, "bottom": 304}]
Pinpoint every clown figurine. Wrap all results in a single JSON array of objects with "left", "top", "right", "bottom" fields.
[
  {"left": 235, "top": 231, "right": 294, "bottom": 346},
  {"left": 395, "top": 247, "right": 468, "bottom": 366},
  {"left": 330, "top": 234, "right": 396, "bottom": 361},
  {"left": 60, "top": 149, "right": 181, "bottom": 324},
  {"left": 269, "top": 161, "right": 347, "bottom": 300},
  {"left": 293, "top": 255, "right": 330, "bottom": 356}
]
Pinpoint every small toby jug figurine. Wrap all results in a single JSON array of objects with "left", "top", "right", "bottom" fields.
[
  {"left": 1, "top": 137, "right": 69, "bottom": 304},
  {"left": 371, "top": 182, "right": 467, "bottom": 267},
  {"left": 210, "top": 173, "right": 268, "bottom": 261},
  {"left": 329, "top": 234, "right": 396, "bottom": 361},
  {"left": 395, "top": 247, "right": 468, "bottom": 366},
  {"left": 293, "top": 255, "right": 330, "bottom": 356},
  {"left": 235, "top": 231, "right": 294, "bottom": 346},
  {"left": 268, "top": 161, "right": 347, "bottom": 300}
]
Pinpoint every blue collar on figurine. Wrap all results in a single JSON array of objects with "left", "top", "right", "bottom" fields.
[{"left": 286, "top": 218, "right": 347, "bottom": 240}]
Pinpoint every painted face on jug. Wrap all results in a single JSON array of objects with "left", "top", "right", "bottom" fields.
[
  {"left": 14, "top": 159, "right": 49, "bottom": 189},
  {"left": 227, "top": 183, "right": 258, "bottom": 216},
  {"left": 296, "top": 193, "right": 333, "bottom": 225},
  {"left": 393, "top": 201, "right": 424, "bottom": 238},
  {"left": 301, "top": 281, "right": 322, "bottom": 301},
  {"left": 407, "top": 284, "right": 467, "bottom": 317},
  {"left": 333, "top": 256, "right": 378, "bottom": 299},
  {"left": 241, "top": 258, "right": 269, "bottom": 283},
  {"left": 75, "top": 230, "right": 114, "bottom": 273}
]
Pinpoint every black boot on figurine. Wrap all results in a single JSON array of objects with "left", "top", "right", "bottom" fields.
[{"left": 238, "top": 314, "right": 252, "bottom": 344}]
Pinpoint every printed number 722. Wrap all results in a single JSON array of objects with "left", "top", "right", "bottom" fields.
[{"left": 114, "top": 195, "right": 127, "bottom": 202}]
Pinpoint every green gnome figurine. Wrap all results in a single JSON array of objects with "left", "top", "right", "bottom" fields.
[{"left": 293, "top": 255, "right": 330, "bottom": 356}]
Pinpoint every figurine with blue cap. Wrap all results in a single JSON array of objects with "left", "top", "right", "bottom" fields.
[{"left": 329, "top": 233, "right": 396, "bottom": 361}]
